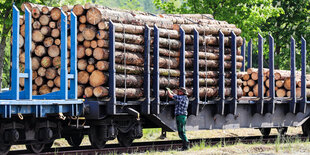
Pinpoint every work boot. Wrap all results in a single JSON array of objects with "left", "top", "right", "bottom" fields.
[{"left": 181, "top": 141, "right": 189, "bottom": 150}]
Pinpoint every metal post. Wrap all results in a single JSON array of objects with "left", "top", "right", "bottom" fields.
[
  {"left": 230, "top": 32, "right": 237, "bottom": 115},
  {"left": 108, "top": 20, "right": 116, "bottom": 115},
  {"left": 247, "top": 39, "right": 252, "bottom": 70},
  {"left": 192, "top": 29, "right": 199, "bottom": 116},
  {"left": 11, "top": 5, "right": 20, "bottom": 100},
  {"left": 300, "top": 37, "right": 307, "bottom": 113},
  {"left": 218, "top": 31, "right": 225, "bottom": 115},
  {"left": 23, "top": 6, "right": 32, "bottom": 100},
  {"left": 290, "top": 37, "right": 296, "bottom": 113},
  {"left": 60, "top": 10, "right": 68, "bottom": 100},
  {"left": 241, "top": 38, "right": 246, "bottom": 72},
  {"left": 142, "top": 25, "right": 150, "bottom": 115},
  {"left": 268, "top": 34, "right": 275, "bottom": 114},
  {"left": 152, "top": 25, "right": 160, "bottom": 115},
  {"left": 179, "top": 27, "right": 186, "bottom": 88},
  {"left": 257, "top": 34, "right": 264, "bottom": 114},
  {"left": 69, "top": 11, "right": 78, "bottom": 99}
]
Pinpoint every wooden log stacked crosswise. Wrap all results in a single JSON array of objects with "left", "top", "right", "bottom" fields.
[
  {"left": 241, "top": 68, "right": 310, "bottom": 98},
  {"left": 19, "top": 2, "right": 245, "bottom": 100}
]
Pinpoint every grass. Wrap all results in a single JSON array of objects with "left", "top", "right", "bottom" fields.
[{"left": 10, "top": 127, "right": 306, "bottom": 154}]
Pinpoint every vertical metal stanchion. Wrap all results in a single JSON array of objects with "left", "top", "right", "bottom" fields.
[
  {"left": 218, "top": 31, "right": 225, "bottom": 115},
  {"left": 23, "top": 6, "right": 32, "bottom": 100},
  {"left": 152, "top": 25, "right": 160, "bottom": 115},
  {"left": 230, "top": 32, "right": 237, "bottom": 115},
  {"left": 192, "top": 29, "right": 199, "bottom": 116},
  {"left": 290, "top": 37, "right": 296, "bottom": 114},
  {"left": 247, "top": 39, "right": 252, "bottom": 70},
  {"left": 268, "top": 34, "right": 275, "bottom": 114},
  {"left": 142, "top": 25, "right": 151, "bottom": 115},
  {"left": 241, "top": 38, "right": 246, "bottom": 72},
  {"left": 257, "top": 34, "right": 264, "bottom": 114},
  {"left": 300, "top": 37, "right": 307, "bottom": 113},
  {"left": 108, "top": 20, "right": 116, "bottom": 115}
]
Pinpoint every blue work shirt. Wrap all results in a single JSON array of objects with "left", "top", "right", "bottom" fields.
[{"left": 173, "top": 95, "right": 189, "bottom": 116}]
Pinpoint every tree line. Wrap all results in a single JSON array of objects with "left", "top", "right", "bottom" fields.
[{"left": 0, "top": 0, "right": 309, "bottom": 89}]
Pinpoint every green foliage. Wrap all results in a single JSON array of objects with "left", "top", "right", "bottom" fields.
[
  {"left": 154, "top": 0, "right": 283, "bottom": 41},
  {"left": 154, "top": 0, "right": 310, "bottom": 70},
  {"left": 95, "top": 0, "right": 158, "bottom": 13}
]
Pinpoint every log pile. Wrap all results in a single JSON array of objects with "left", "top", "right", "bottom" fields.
[
  {"left": 18, "top": 2, "right": 244, "bottom": 100},
  {"left": 241, "top": 68, "right": 310, "bottom": 98}
]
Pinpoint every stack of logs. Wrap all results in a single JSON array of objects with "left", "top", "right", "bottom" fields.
[
  {"left": 18, "top": 2, "right": 245, "bottom": 100},
  {"left": 242, "top": 68, "right": 310, "bottom": 98}
]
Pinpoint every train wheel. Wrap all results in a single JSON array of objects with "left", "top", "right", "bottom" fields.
[
  {"left": 259, "top": 128, "right": 271, "bottom": 136},
  {"left": 89, "top": 126, "right": 107, "bottom": 149},
  {"left": 26, "top": 143, "right": 45, "bottom": 153},
  {"left": 302, "top": 119, "right": 310, "bottom": 136},
  {"left": 0, "top": 144, "right": 11, "bottom": 155},
  {"left": 117, "top": 132, "right": 134, "bottom": 147},
  {"left": 65, "top": 134, "right": 83, "bottom": 147},
  {"left": 277, "top": 127, "right": 288, "bottom": 136}
]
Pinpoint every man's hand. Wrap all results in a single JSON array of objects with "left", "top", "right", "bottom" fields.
[{"left": 166, "top": 87, "right": 174, "bottom": 99}]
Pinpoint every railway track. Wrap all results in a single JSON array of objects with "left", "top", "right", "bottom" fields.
[{"left": 9, "top": 134, "right": 309, "bottom": 155}]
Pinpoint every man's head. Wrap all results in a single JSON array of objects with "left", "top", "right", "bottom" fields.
[{"left": 177, "top": 87, "right": 188, "bottom": 95}]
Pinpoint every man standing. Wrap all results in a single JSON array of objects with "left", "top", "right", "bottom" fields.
[{"left": 166, "top": 87, "right": 189, "bottom": 150}]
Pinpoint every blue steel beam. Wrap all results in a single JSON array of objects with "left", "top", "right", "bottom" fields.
[
  {"left": 152, "top": 25, "right": 160, "bottom": 115},
  {"left": 142, "top": 25, "right": 151, "bottom": 115},
  {"left": 179, "top": 27, "right": 186, "bottom": 88},
  {"left": 60, "top": 10, "right": 68, "bottom": 100},
  {"left": 192, "top": 28, "right": 199, "bottom": 116},
  {"left": 11, "top": 5, "right": 20, "bottom": 100},
  {"left": 20, "top": 6, "right": 32, "bottom": 100},
  {"left": 300, "top": 37, "right": 307, "bottom": 113},
  {"left": 257, "top": 34, "right": 264, "bottom": 114},
  {"left": 290, "top": 37, "right": 296, "bottom": 114},
  {"left": 218, "top": 30, "right": 225, "bottom": 115},
  {"left": 108, "top": 20, "right": 116, "bottom": 115},
  {"left": 268, "top": 34, "right": 275, "bottom": 114},
  {"left": 69, "top": 11, "right": 78, "bottom": 99},
  {"left": 247, "top": 39, "right": 252, "bottom": 70},
  {"left": 241, "top": 38, "right": 246, "bottom": 72},
  {"left": 230, "top": 32, "right": 237, "bottom": 115}
]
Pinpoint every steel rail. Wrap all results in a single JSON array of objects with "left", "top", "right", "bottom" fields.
[{"left": 9, "top": 134, "right": 309, "bottom": 155}]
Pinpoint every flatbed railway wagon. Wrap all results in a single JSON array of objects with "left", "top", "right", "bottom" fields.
[
  {"left": 0, "top": 5, "right": 83, "bottom": 154},
  {"left": 1, "top": 3, "right": 310, "bottom": 154}
]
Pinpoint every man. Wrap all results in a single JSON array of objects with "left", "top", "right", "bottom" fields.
[{"left": 166, "top": 87, "right": 189, "bottom": 150}]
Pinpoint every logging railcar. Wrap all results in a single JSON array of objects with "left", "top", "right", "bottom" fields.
[
  {"left": 0, "top": 6, "right": 83, "bottom": 154},
  {"left": 1, "top": 4, "right": 310, "bottom": 155}
]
